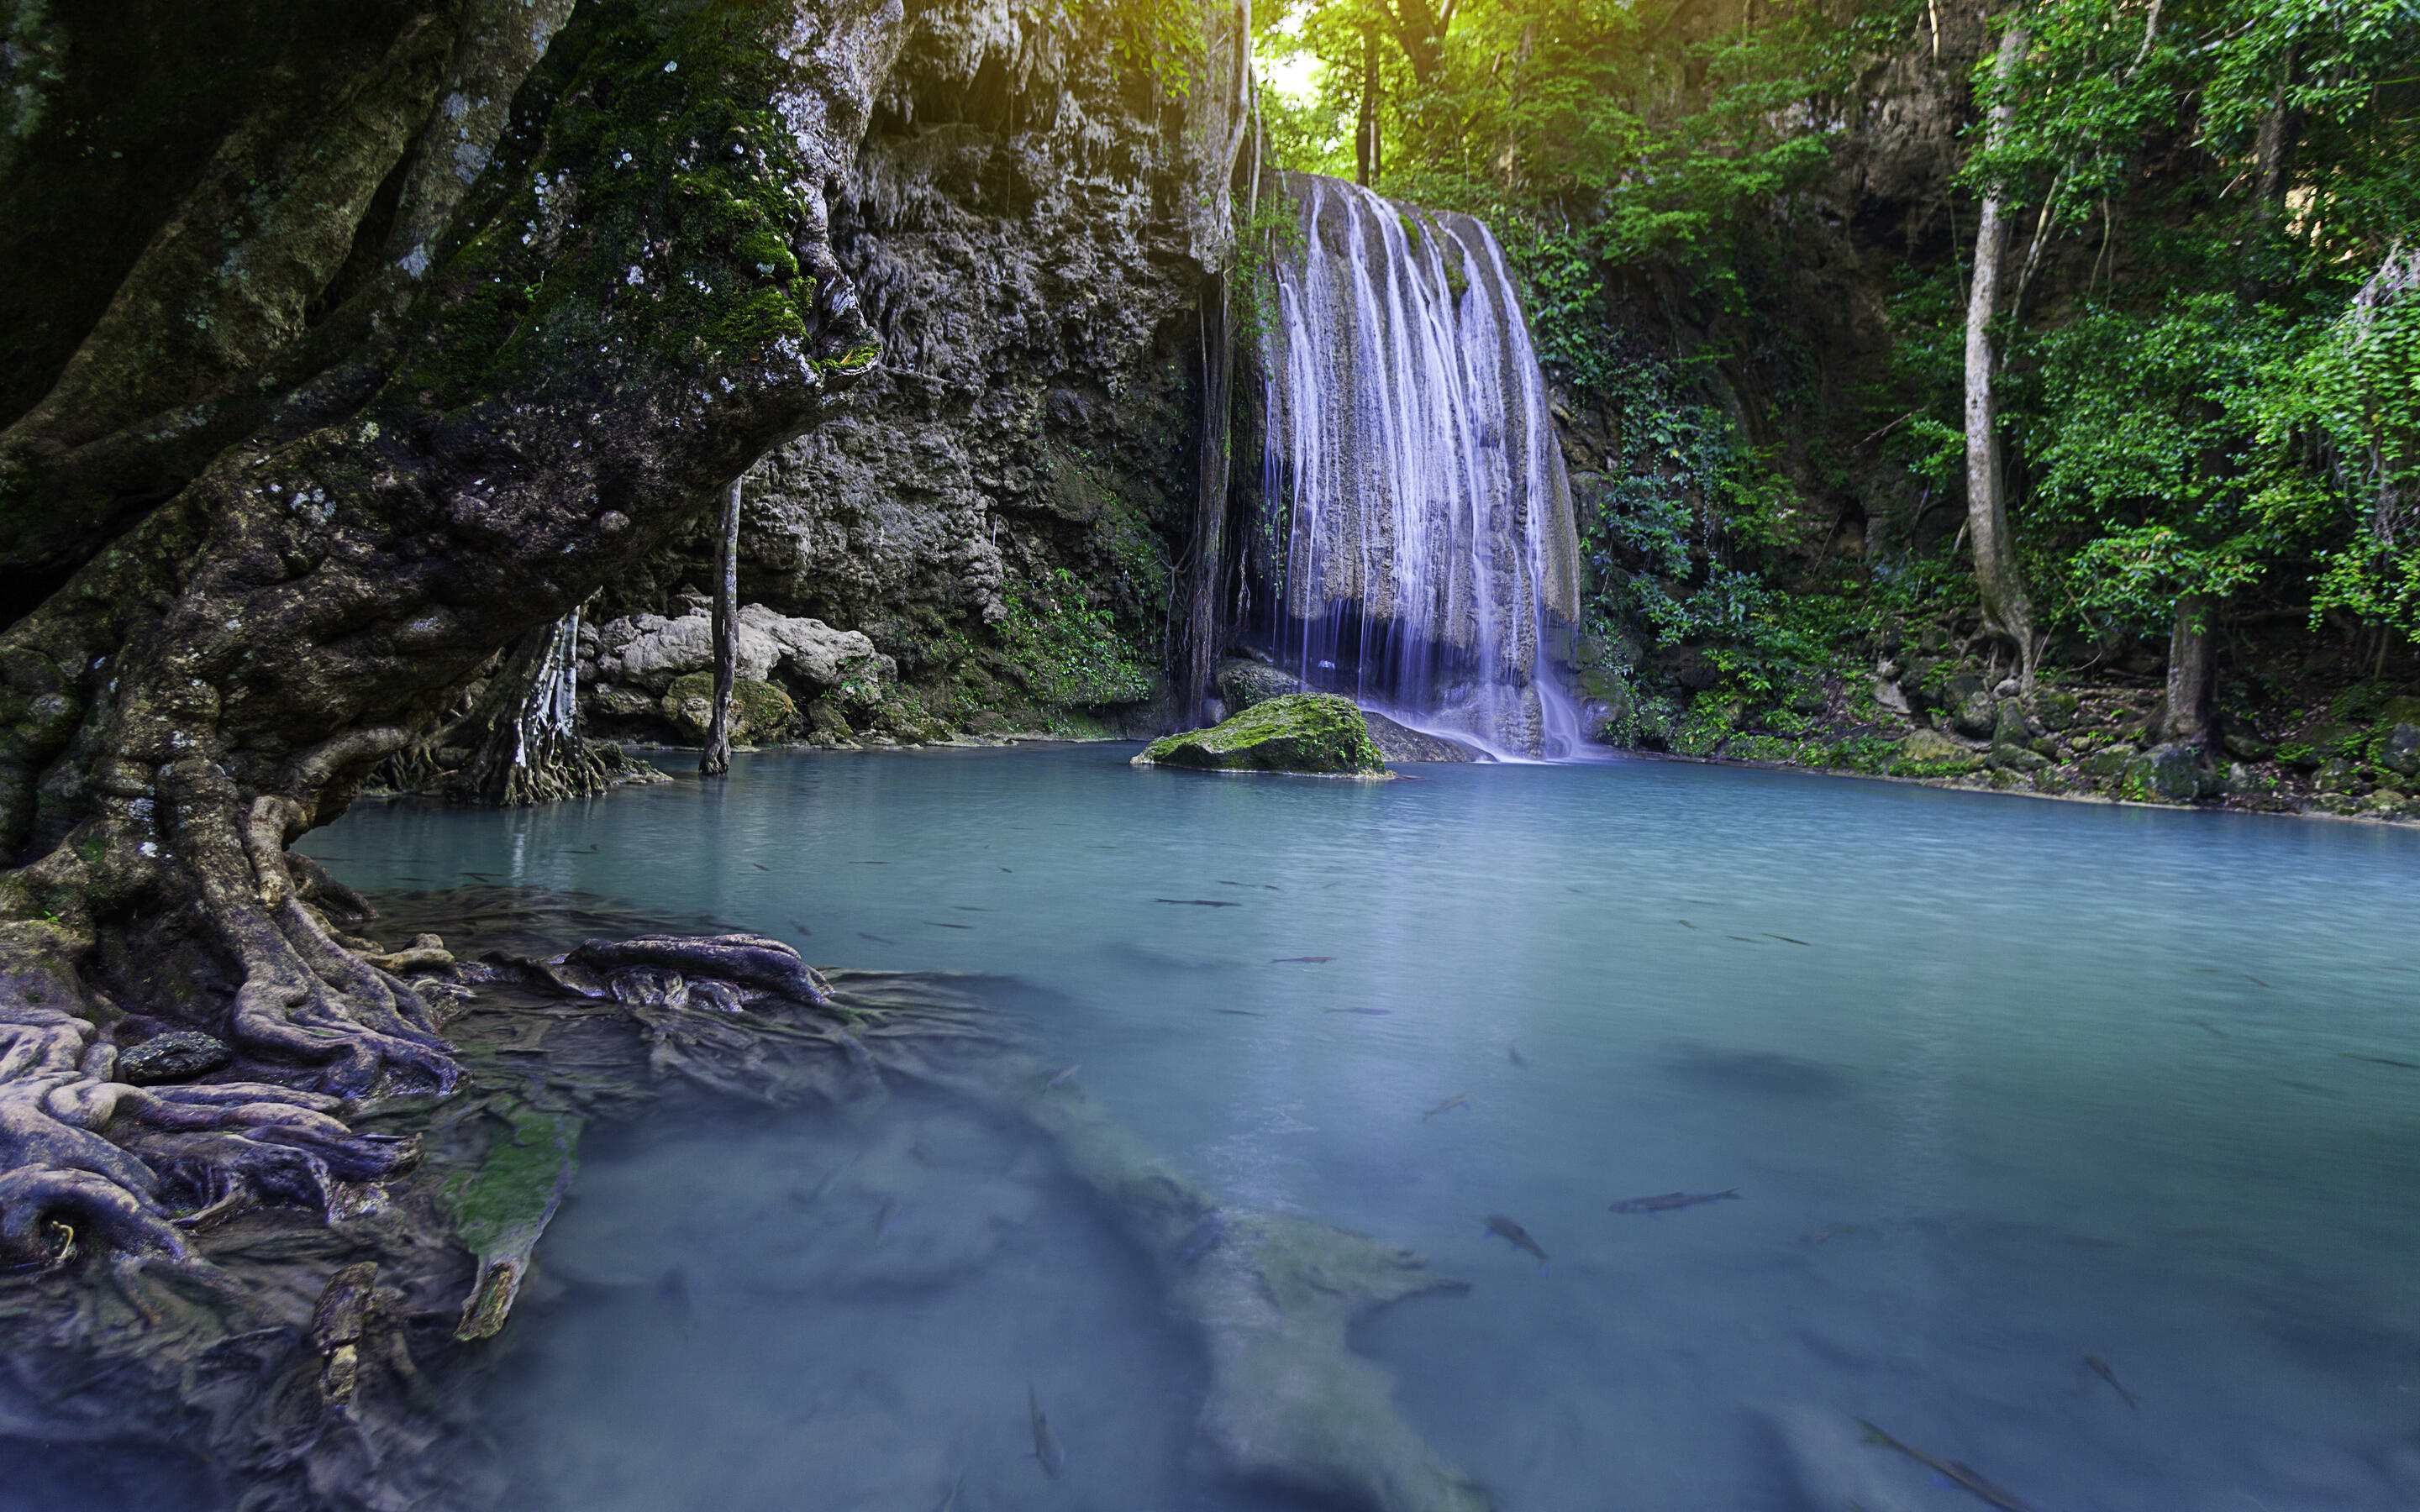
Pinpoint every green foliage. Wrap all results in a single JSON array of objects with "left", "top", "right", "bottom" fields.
[{"left": 997, "top": 567, "right": 1156, "bottom": 708}]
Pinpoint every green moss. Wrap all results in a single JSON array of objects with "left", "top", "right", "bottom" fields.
[
  {"left": 440, "top": 1106, "right": 582, "bottom": 1259},
  {"left": 997, "top": 567, "right": 1155, "bottom": 708},
  {"left": 1136, "top": 694, "right": 1389, "bottom": 777},
  {"left": 1721, "top": 733, "right": 1802, "bottom": 763},
  {"left": 661, "top": 671, "right": 796, "bottom": 743}
]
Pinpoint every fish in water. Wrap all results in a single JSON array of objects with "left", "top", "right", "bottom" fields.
[
  {"left": 656, "top": 1267, "right": 698, "bottom": 1336},
  {"left": 2084, "top": 1353, "right": 2139, "bottom": 1410},
  {"left": 789, "top": 919, "right": 813, "bottom": 937},
  {"left": 1608, "top": 1189, "right": 1741, "bottom": 1215},
  {"left": 2243, "top": 974, "right": 2270, "bottom": 987},
  {"left": 1508, "top": 1042, "right": 1528, "bottom": 1068},
  {"left": 1677, "top": 919, "right": 1697, "bottom": 929},
  {"left": 1423, "top": 1095, "right": 1470, "bottom": 1120},
  {"left": 1858, "top": 1420, "right": 2038, "bottom": 1511},
  {"left": 1485, "top": 1214, "right": 1549, "bottom": 1271},
  {"left": 954, "top": 906, "right": 994, "bottom": 911},
  {"left": 1044, "top": 1064, "right": 1081, "bottom": 1089},
  {"left": 1155, "top": 898, "right": 1241, "bottom": 907},
  {"left": 1216, "top": 880, "right": 1280, "bottom": 890},
  {"left": 1327, "top": 1006, "right": 1392, "bottom": 1016},
  {"left": 2344, "top": 1052, "right": 2420, "bottom": 1071},
  {"left": 923, "top": 921, "right": 975, "bottom": 930},
  {"left": 461, "top": 871, "right": 496, "bottom": 881},
  {"left": 1726, "top": 935, "right": 1760, "bottom": 942},
  {"left": 1176, "top": 1210, "right": 1228, "bottom": 1267},
  {"left": 857, "top": 932, "right": 895, "bottom": 944},
  {"left": 1272, "top": 956, "right": 1334, "bottom": 963},
  {"left": 750, "top": 862, "right": 769, "bottom": 871},
  {"left": 1764, "top": 933, "right": 1811, "bottom": 946},
  {"left": 849, "top": 860, "right": 891, "bottom": 864},
  {"left": 2190, "top": 1019, "right": 2225, "bottom": 1037},
  {"left": 1028, "top": 1386, "right": 1066, "bottom": 1477},
  {"left": 1000, "top": 866, "right": 1013, "bottom": 872},
  {"left": 1213, "top": 1009, "right": 1264, "bottom": 1016}
]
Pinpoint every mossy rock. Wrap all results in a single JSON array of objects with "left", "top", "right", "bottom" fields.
[
  {"left": 1134, "top": 694, "right": 1389, "bottom": 778},
  {"left": 1215, "top": 659, "right": 1302, "bottom": 713},
  {"left": 2122, "top": 743, "right": 2208, "bottom": 803},
  {"left": 662, "top": 672, "right": 797, "bottom": 743},
  {"left": 1888, "top": 727, "right": 1983, "bottom": 779}
]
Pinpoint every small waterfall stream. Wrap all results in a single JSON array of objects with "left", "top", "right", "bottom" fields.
[{"left": 1255, "top": 171, "right": 1586, "bottom": 759}]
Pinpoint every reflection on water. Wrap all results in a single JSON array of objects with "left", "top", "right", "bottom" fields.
[{"left": 305, "top": 745, "right": 2420, "bottom": 1510}]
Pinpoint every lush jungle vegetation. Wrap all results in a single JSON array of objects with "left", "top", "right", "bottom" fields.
[{"left": 1249, "top": 0, "right": 2420, "bottom": 801}]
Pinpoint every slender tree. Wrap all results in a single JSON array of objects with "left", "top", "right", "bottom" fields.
[
  {"left": 701, "top": 476, "right": 742, "bottom": 776},
  {"left": 1963, "top": 20, "right": 2041, "bottom": 688}
]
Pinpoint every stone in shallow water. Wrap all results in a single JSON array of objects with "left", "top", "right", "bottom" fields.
[
  {"left": 1360, "top": 709, "right": 1480, "bottom": 763},
  {"left": 117, "top": 1031, "right": 231, "bottom": 1085},
  {"left": 1134, "top": 694, "right": 1390, "bottom": 778}
]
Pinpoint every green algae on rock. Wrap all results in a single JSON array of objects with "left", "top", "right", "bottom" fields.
[{"left": 1134, "top": 694, "right": 1390, "bottom": 778}]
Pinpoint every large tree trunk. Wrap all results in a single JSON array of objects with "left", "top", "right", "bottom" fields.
[
  {"left": 1180, "top": 276, "right": 1235, "bottom": 728},
  {"left": 701, "top": 476, "right": 742, "bottom": 777},
  {"left": 0, "top": 0, "right": 897, "bottom": 1268},
  {"left": 2162, "top": 593, "right": 2215, "bottom": 747},
  {"left": 462, "top": 609, "right": 611, "bottom": 805},
  {"left": 1964, "top": 23, "right": 2040, "bottom": 689}
]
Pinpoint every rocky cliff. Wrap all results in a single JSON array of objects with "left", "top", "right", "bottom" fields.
[{"left": 591, "top": 0, "right": 1251, "bottom": 744}]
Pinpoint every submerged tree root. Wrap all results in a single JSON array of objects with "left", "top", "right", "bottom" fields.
[{"left": 0, "top": 914, "right": 1486, "bottom": 1512}]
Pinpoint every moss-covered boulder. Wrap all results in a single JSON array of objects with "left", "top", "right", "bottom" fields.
[
  {"left": 662, "top": 673, "right": 797, "bottom": 744},
  {"left": 1215, "top": 658, "right": 1303, "bottom": 713},
  {"left": 1889, "top": 727, "right": 1983, "bottom": 778},
  {"left": 1134, "top": 694, "right": 1390, "bottom": 778}
]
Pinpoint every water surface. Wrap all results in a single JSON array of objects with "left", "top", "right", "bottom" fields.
[{"left": 305, "top": 746, "right": 2420, "bottom": 1509}]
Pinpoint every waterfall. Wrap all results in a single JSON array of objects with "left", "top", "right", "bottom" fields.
[{"left": 1254, "top": 171, "right": 1585, "bottom": 759}]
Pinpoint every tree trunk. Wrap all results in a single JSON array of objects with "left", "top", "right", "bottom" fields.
[
  {"left": 463, "top": 609, "right": 609, "bottom": 806},
  {"left": 1355, "top": 25, "right": 1382, "bottom": 188},
  {"left": 0, "top": 0, "right": 896, "bottom": 1268},
  {"left": 1964, "top": 23, "right": 2039, "bottom": 689},
  {"left": 2162, "top": 594, "right": 2214, "bottom": 747},
  {"left": 1180, "top": 275, "right": 1234, "bottom": 728},
  {"left": 2250, "top": 44, "right": 2302, "bottom": 223},
  {"left": 701, "top": 477, "right": 742, "bottom": 777}
]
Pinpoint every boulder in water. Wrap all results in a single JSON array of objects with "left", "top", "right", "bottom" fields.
[
  {"left": 1360, "top": 710, "right": 1481, "bottom": 763},
  {"left": 1134, "top": 695, "right": 1390, "bottom": 778},
  {"left": 1216, "top": 658, "right": 1303, "bottom": 712},
  {"left": 662, "top": 674, "right": 797, "bottom": 744}
]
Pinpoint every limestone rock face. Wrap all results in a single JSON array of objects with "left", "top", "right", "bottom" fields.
[
  {"left": 593, "top": 606, "right": 885, "bottom": 696},
  {"left": 625, "top": 0, "right": 1245, "bottom": 730},
  {"left": 1135, "top": 695, "right": 1391, "bottom": 778}
]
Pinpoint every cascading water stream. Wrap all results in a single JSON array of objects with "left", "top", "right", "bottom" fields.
[{"left": 1256, "top": 171, "right": 1587, "bottom": 759}]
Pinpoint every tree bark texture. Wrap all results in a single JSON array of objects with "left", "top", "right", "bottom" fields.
[
  {"left": 0, "top": 0, "right": 898, "bottom": 1269},
  {"left": 2163, "top": 593, "right": 2215, "bottom": 747},
  {"left": 1356, "top": 25, "right": 1382, "bottom": 188},
  {"left": 702, "top": 476, "right": 742, "bottom": 777},
  {"left": 1963, "top": 22, "right": 2039, "bottom": 686},
  {"left": 463, "top": 609, "right": 611, "bottom": 805},
  {"left": 1179, "top": 276, "right": 1234, "bottom": 728}
]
